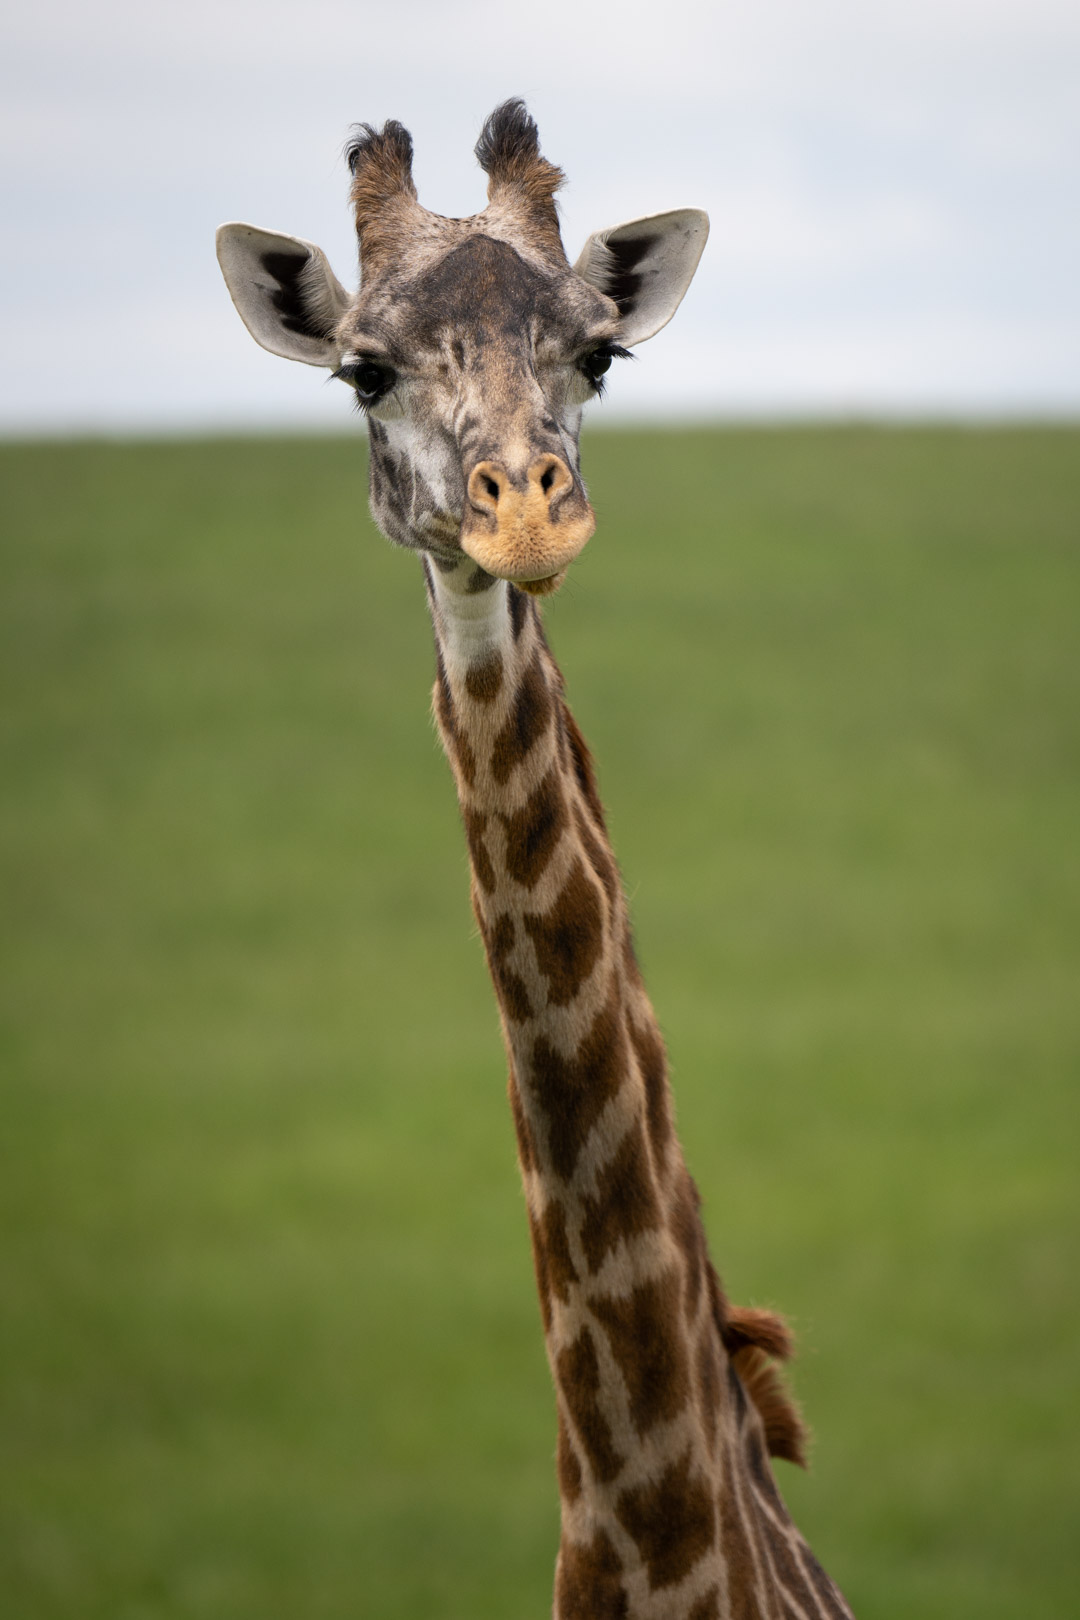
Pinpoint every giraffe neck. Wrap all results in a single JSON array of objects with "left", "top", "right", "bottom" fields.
[{"left": 424, "top": 555, "right": 854, "bottom": 1620}]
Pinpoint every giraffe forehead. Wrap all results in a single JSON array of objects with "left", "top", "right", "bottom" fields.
[{"left": 346, "top": 235, "right": 616, "bottom": 362}]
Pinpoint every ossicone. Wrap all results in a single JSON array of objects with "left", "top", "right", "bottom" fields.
[
  {"left": 474, "top": 99, "right": 565, "bottom": 253},
  {"left": 345, "top": 118, "right": 418, "bottom": 253}
]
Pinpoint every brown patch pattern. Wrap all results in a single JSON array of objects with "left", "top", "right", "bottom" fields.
[
  {"left": 527, "top": 1206, "right": 553, "bottom": 1334},
  {"left": 555, "top": 1528, "right": 628, "bottom": 1620},
  {"left": 744, "top": 1490, "right": 786, "bottom": 1620},
  {"left": 507, "top": 1073, "right": 535, "bottom": 1173},
  {"left": 464, "top": 650, "right": 504, "bottom": 704},
  {"left": 742, "top": 1401, "right": 786, "bottom": 1521},
  {"left": 590, "top": 1268, "right": 691, "bottom": 1436},
  {"left": 487, "top": 911, "right": 533, "bottom": 1023},
  {"left": 434, "top": 652, "right": 476, "bottom": 786},
  {"left": 628, "top": 1009, "right": 672, "bottom": 1152},
  {"left": 795, "top": 1545, "right": 855, "bottom": 1620},
  {"left": 719, "top": 1468, "right": 768, "bottom": 1620},
  {"left": 491, "top": 648, "right": 552, "bottom": 784},
  {"left": 579, "top": 1117, "right": 662, "bottom": 1275},
  {"left": 698, "top": 1333, "right": 723, "bottom": 1451},
  {"left": 751, "top": 1506, "right": 815, "bottom": 1614},
  {"left": 463, "top": 808, "right": 495, "bottom": 893},
  {"left": 499, "top": 766, "right": 567, "bottom": 889},
  {"left": 539, "top": 1198, "right": 579, "bottom": 1303},
  {"left": 562, "top": 704, "right": 608, "bottom": 829},
  {"left": 556, "top": 1409, "right": 583, "bottom": 1503},
  {"left": 573, "top": 801, "right": 620, "bottom": 913},
  {"left": 556, "top": 1327, "right": 624, "bottom": 1484},
  {"left": 670, "top": 1171, "right": 706, "bottom": 1319},
  {"left": 615, "top": 1446, "right": 715, "bottom": 1592},
  {"left": 528, "top": 979, "right": 628, "bottom": 1180},
  {"left": 689, "top": 1589, "right": 721, "bottom": 1620},
  {"left": 522, "top": 856, "right": 604, "bottom": 1007}
]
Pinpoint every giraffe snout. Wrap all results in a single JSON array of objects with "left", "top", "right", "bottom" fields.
[{"left": 460, "top": 455, "right": 595, "bottom": 592}]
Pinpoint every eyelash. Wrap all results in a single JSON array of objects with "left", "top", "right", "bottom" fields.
[
  {"left": 332, "top": 359, "right": 396, "bottom": 408},
  {"left": 333, "top": 344, "right": 631, "bottom": 407},
  {"left": 579, "top": 342, "right": 633, "bottom": 397}
]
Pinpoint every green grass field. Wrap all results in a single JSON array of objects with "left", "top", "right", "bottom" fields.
[{"left": 2, "top": 426, "right": 1078, "bottom": 1618}]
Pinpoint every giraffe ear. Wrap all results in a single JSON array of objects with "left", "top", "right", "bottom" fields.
[
  {"left": 573, "top": 209, "right": 709, "bottom": 347},
  {"left": 216, "top": 223, "right": 352, "bottom": 367}
]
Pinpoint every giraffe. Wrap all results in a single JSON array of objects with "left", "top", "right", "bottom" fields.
[{"left": 217, "top": 100, "right": 855, "bottom": 1620}]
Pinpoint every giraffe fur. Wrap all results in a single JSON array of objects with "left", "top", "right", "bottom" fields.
[
  {"left": 216, "top": 97, "right": 855, "bottom": 1620},
  {"left": 427, "top": 557, "right": 851, "bottom": 1619}
]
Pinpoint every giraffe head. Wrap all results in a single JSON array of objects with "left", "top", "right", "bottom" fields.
[{"left": 217, "top": 101, "right": 707, "bottom": 592}]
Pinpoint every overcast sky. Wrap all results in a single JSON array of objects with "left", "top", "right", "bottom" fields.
[{"left": 3, "top": 0, "right": 1078, "bottom": 433}]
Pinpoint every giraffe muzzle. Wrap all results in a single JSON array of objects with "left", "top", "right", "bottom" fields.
[{"left": 459, "top": 455, "right": 595, "bottom": 593}]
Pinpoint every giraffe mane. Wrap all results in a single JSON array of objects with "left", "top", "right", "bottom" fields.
[{"left": 716, "top": 1291, "right": 809, "bottom": 1468}]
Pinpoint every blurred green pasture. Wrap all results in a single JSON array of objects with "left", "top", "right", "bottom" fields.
[{"left": 1, "top": 426, "right": 1078, "bottom": 1618}]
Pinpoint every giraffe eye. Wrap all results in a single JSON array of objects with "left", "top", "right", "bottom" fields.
[
  {"left": 334, "top": 359, "right": 396, "bottom": 404},
  {"left": 579, "top": 342, "right": 632, "bottom": 394}
]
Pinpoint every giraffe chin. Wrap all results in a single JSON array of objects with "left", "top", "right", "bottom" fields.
[{"left": 517, "top": 571, "right": 566, "bottom": 596}]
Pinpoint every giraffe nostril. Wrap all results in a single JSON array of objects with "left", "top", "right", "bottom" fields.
[
  {"left": 540, "top": 465, "right": 556, "bottom": 494},
  {"left": 484, "top": 476, "right": 499, "bottom": 501}
]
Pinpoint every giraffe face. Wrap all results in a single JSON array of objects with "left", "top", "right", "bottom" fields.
[
  {"left": 336, "top": 230, "right": 621, "bottom": 588},
  {"left": 216, "top": 100, "right": 709, "bottom": 590}
]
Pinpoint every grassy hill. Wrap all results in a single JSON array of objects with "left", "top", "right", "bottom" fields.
[{"left": 2, "top": 425, "right": 1078, "bottom": 1618}]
